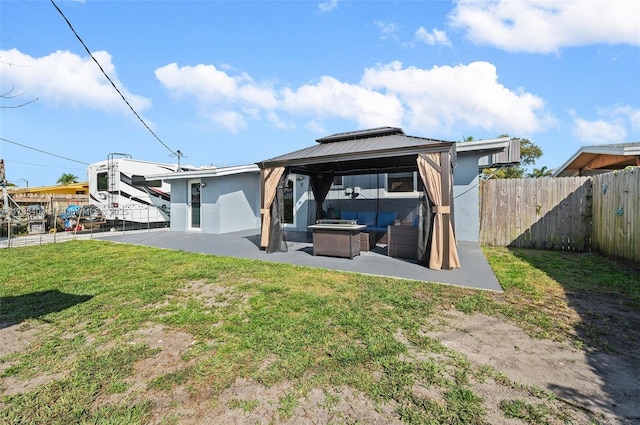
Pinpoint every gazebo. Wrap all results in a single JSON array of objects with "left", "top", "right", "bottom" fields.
[{"left": 256, "top": 127, "right": 460, "bottom": 270}]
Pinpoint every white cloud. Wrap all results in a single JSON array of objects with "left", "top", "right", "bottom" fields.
[
  {"left": 631, "top": 110, "right": 640, "bottom": 134},
  {"left": 374, "top": 21, "right": 401, "bottom": 42},
  {"left": 415, "top": 27, "right": 451, "bottom": 47},
  {"left": 266, "top": 111, "right": 294, "bottom": 130},
  {"left": 155, "top": 63, "right": 278, "bottom": 109},
  {"left": 572, "top": 117, "right": 626, "bottom": 144},
  {"left": 155, "top": 63, "right": 241, "bottom": 102},
  {"left": 207, "top": 110, "right": 247, "bottom": 133},
  {"left": 281, "top": 76, "right": 404, "bottom": 129},
  {"left": 361, "top": 61, "right": 549, "bottom": 135},
  {"left": 305, "top": 119, "right": 326, "bottom": 134},
  {"left": 611, "top": 106, "right": 640, "bottom": 134},
  {"left": 156, "top": 60, "right": 551, "bottom": 137},
  {"left": 318, "top": 0, "right": 338, "bottom": 13},
  {"left": 449, "top": 0, "right": 640, "bottom": 53},
  {"left": 0, "top": 48, "right": 150, "bottom": 113},
  {"left": 571, "top": 106, "right": 640, "bottom": 143}
]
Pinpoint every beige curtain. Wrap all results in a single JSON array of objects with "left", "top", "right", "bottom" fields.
[
  {"left": 259, "top": 166, "right": 285, "bottom": 249},
  {"left": 417, "top": 153, "right": 460, "bottom": 270}
]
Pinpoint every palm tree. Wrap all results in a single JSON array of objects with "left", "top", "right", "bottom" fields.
[
  {"left": 526, "top": 166, "right": 553, "bottom": 178},
  {"left": 57, "top": 173, "right": 79, "bottom": 185}
]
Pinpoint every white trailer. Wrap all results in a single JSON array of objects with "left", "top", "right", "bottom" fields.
[{"left": 87, "top": 153, "right": 195, "bottom": 227}]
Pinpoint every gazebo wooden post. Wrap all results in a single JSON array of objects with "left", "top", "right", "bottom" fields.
[
  {"left": 259, "top": 168, "right": 267, "bottom": 248},
  {"left": 440, "top": 150, "right": 451, "bottom": 270}
]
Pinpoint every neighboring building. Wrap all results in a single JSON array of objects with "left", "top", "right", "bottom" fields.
[
  {"left": 553, "top": 143, "right": 640, "bottom": 177},
  {"left": 4, "top": 182, "right": 89, "bottom": 213},
  {"left": 150, "top": 164, "right": 261, "bottom": 234}
]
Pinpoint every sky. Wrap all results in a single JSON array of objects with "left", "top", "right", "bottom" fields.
[{"left": 1, "top": 0, "right": 639, "bottom": 187}]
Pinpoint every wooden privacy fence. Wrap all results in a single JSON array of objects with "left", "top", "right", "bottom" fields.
[
  {"left": 591, "top": 168, "right": 640, "bottom": 265},
  {"left": 479, "top": 169, "right": 640, "bottom": 265},
  {"left": 480, "top": 177, "right": 592, "bottom": 251}
]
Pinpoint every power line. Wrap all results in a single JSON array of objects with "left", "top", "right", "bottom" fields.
[
  {"left": 0, "top": 136, "right": 90, "bottom": 166},
  {"left": 2, "top": 158, "right": 86, "bottom": 171},
  {"left": 49, "top": 0, "right": 179, "bottom": 157}
]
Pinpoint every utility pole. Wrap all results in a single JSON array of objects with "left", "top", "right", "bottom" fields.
[{"left": 170, "top": 150, "right": 186, "bottom": 171}]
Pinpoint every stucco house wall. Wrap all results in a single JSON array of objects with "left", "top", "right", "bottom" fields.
[
  {"left": 156, "top": 165, "right": 261, "bottom": 235},
  {"left": 169, "top": 181, "right": 188, "bottom": 231},
  {"left": 452, "top": 153, "right": 485, "bottom": 242},
  {"left": 204, "top": 172, "right": 261, "bottom": 234}
]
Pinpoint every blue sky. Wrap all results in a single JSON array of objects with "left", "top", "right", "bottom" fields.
[{"left": 1, "top": 0, "right": 639, "bottom": 186}]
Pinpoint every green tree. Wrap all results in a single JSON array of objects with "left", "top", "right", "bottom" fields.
[
  {"left": 57, "top": 173, "right": 79, "bottom": 185},
  {"left": 526, "top": 165, "right": 553, "bottom": 178}
]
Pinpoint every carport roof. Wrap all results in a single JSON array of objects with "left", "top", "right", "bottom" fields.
[
  {"left": 553, "top": 143, "right": 640, "bottom": 177},
  {"left": 256, "top": 127, "right": 455, "bottom": 175}
]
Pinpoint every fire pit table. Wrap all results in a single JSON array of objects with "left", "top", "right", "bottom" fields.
[{"left": 307, "top": 219, "right": 366, "bottom": 259}]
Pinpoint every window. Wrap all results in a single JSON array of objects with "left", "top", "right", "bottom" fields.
[
  {"left": 387, "top": 172, "right": 414, "bottom": 192},
  {"left": 333, "top": 175, "right": 343, "bottom": 187},
  {"left": 386, "top": 172, "right": 424, "bottom": 193},
  {"left": 97, "top": 172, "right": 108, "bottom": 191}
]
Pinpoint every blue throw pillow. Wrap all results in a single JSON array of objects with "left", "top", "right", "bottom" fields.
[
  {"left": 358, "top": 211, "right": 377, "bottom": 226},
  {"left": 341, "top": 211, "right": 358, "bottom": 220},
  {"left": 377, "top": 211, "right": 398, "bottom": 227}
]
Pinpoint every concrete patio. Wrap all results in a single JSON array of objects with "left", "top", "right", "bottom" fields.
[{"left": 95, "top": 228, "right": 503, "bottom": 292}]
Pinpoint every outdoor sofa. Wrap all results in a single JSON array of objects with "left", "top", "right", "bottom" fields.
[{"left": 339, "top": 210, "right": 400, "bottom": 250}]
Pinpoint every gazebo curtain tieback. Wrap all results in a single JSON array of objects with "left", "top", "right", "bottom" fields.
[{"left": 431, "top": 205, "right": 451, "bottom": 214}]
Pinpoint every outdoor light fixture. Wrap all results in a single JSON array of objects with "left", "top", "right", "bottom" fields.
[{"left": 345, "top": 187, "right": 360, "bottom": 199}]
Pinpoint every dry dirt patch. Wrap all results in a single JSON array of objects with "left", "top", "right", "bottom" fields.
[
  {"left": 205, "top": 378, "right": 402, "bottom": 425},
  {"left": 180, "top": 280, "right": 251, "bottom": 309},
  {"left": 0, "top": 322, "right": 43, "bottom": 363},
  {"left": 0, "top": 322, "right": 65, "bottom": 396},
  {"left": 93, "top": 323, "right": 197, "bottom": 408},
  {"left": 428, "top": 310, "right": 640, "bottom": 424}
]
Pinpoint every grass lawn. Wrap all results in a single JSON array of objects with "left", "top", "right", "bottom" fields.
[{"left": 1, "top": 240, "right": 638, "bottom": 424}]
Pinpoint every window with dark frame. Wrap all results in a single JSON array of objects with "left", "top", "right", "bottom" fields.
[
  {"left": 97, "top": 172, "right": 108, "bottom": 191},
  {"left": 387, "top": 172, "right": 414, "bottom": 192}
]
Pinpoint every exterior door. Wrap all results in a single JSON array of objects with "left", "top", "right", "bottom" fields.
[
  {"left": 188, "top": 180, "right": 201, "bottom": 230},
  {"left": 283, "top": 177, "right": 294, "bottom": 225}
]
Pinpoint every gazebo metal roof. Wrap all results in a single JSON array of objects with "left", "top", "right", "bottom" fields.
[{"left": 256, "top": 127, "right": 455, "bottom": 176}]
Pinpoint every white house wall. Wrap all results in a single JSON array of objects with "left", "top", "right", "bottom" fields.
[
  {"left": 169, "top": 182, "right": 188, "bottom": 232},
  {"left": 452, "top": 154, "right": 483, "bottom": 242},
  {"left": 204, "top": 173, "right": 261, "bottom": 234},
  {"left": 167, "top": 171, "right": 260, "bottom": 234}
]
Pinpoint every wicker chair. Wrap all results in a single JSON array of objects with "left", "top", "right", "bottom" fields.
[{"left": 387, "top": 224, "right": 419, "bottom": 260}]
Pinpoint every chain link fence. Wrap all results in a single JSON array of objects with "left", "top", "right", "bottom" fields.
[{"left": 0, "top": 203, "right": 168, "bottom": 249}]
